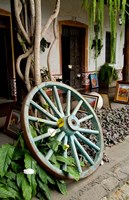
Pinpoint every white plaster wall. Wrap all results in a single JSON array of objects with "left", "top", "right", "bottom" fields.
[
  {"left": 0, "top": 0, "right": 11, "bottom": 12},
  {"left": 0, "top": 0, "right": 125, "bottom": 75},
  {"left": 41, "top": 1, "right": 125, "bottom": 76},
  {"left": 0, "top": 0, "right": 124, "bottom": 76}
]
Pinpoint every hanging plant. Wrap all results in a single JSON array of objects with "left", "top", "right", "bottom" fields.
[
  {"left": 82, "top": 0, "right": 127, "bottom": 63},
  {"left": 91, "top": 38, "right": 103, "bottom": 57}
]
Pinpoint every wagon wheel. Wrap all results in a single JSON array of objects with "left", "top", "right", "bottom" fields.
[{"left": 21, "top": 81, "right": 104, "bottom": 180}]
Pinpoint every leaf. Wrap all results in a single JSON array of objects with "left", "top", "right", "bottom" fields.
[
  {"left": 39, "top": 124, "right": 49, "bottom": 134},
  {"left": 17, "top": 173, "right": 32, "bottom": 200},
  {"left": 0, "top": 144, "right": 15, "bottom": 177},
  {"left": 37, "top": 192, "right": 46, "bottom": 200},
  {"left": 0, "top": 187, "right": 14, "bottom": 198},
  {"left": 47, "top": 175, "right": 55, "bottom": 185},
  {"left": 6, "top": 186, "right": 21, "bottom": 199},
  {"left": 0, "top": 184, "right": 21, "bottom": 199},
  {"left": 7, "top": 179, "right": 19, "bottom": 191},
  {"left": 17, "top": 173, "right": 24, "bottom": 188},
  {"left": 50, "top": 154, "right": 60, "bottom": 168},
  {"left": 0, "top": 177, "right": 7, "bottom": 184},
  {"left": 5, "top": 171, "right": 16, "bottom": 180},
  {"left": 65, "top": 166, "right": 80, "bottom": 181},
  {"left": 47, "top": 140, "right": 60, "bottom": 152},
  {"left": 56, "top": 180, "right": 67, "bottom": 195},
  {"left": 11, "top": 161, "right": 21, "bottom": 173},
  {"left": 29, "top": 124, "right": 37, "bottom": 137},
  {"left": 36, "top": 165, "right": 48, "bottom": 184},
  {"left": 19, "top": 136, "right": 25, "bottom": 150},
  {"left": 24, "top": 153, "right": 37, "bottom": 196},
  {"left": 13, "top": 150, "right": 24, "bottom": 161},
  {"left": 37, "top": 178, "right": 51, "bottom": 200},
  {"left": 22, "top": 176, "right": 32, "bottom": 200},
  {"left": 56, "top": 156, "right": 75, "bottom": 166}
]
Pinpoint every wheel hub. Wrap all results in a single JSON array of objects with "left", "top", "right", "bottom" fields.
[
  {"left": 67, "top": 115, "right": 80, "bottom": 131},
  {"left": 61, "top": 115, "right": 80, "bottom": 136}
]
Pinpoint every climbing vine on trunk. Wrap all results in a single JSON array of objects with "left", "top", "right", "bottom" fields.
[{"left": 14, "top": 0, "right": 60, "bottom": 92}]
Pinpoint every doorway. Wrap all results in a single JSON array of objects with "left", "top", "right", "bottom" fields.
[
  {"left": 61, "top": 25, "right": 86, "bottom": 89},
  {"left": 0, "top": 11, "right": 15, "bottom": 100}
]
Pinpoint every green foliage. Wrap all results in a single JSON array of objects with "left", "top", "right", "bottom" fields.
[
  {"left": 24, "top": 153, "right": 37, "bottom": 196},
  {"left": 98, "top": 63, "right": 118, "bottom": 85},
  {"left": 40, "top": 38, "right": 50, "bottom": 52},
  {"left": 56, "top": 180, "right": 67, "bottom": 195},
  {"left": 0, "top": 137, "right": 67, "bottom": 200},
  {"left": 0, "top": 144, "right": 15, "bottom": 177},
  {"left": 82, "top": 0, "right": 127, "bottom": 63}
]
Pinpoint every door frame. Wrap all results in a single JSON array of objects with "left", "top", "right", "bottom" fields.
[
  {"left": 59, "top": 20, "right": 88, "bottom": 74},
  {"left": 0, "top": 8, "right": 16, "bottom": 100}
]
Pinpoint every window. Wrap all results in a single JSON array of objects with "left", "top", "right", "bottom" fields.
[{"left": 105, "top": 32, "right": 111, "bottom": 63}]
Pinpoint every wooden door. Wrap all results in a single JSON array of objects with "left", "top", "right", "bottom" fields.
[
  {"left": 0, "top": 12, "right": 15, "bottom": 100},
  {"left": 61, "top": 25, "right": 85, "bottom": 89}
]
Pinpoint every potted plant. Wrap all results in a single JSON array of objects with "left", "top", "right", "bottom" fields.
[{"left": 98, "top": 63, "right": 118, "bottom": 91}]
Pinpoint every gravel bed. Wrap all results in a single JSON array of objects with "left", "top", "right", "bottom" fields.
[
  {"left": 77, "top": 105, "right": 129, "bottom": 163},
  {"left": 96, "top": 106, "right": 129, "bottom": 147}
]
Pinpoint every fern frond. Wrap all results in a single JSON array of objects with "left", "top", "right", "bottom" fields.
[{"left": 0, "top": 144, "right": 15, "bottom": 177}]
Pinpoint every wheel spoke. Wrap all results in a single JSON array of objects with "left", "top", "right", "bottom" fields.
[
  {"left": 33, "top": 132, "right": 51, "bottom": 142},
  {"left": 63, "top": 135, "right": 68, "bottom": 171},
  {"left": 39, "top": 88, "right": 62, "bottom": 118},
  {"left": 65, "top": 90, "right": 71, "bottom": 116},
  {"left": 53, "top": 86, "right": 64, "bottom": 116},
  {"left": 30, "top": 100, "right": 58, "bottom": 121},
  {"left": 71, "top": 100, "right": 83, "bottom": 116},
  {"left": 78, "top": 114, "right": 93, "bottom": 123},
  {"left": 45, "top": 131, "right": 65, "bottom": 160},
  {"left": 78, "top": 127, "right": 99, "bottom": 135},
  {"left": 33, "top": 128, "right": 60, "bottom": 142},
  {"left": 70, "top": 135, "right": 82, "bottom": 173},
  {"left": 28, "top": 116, "right": 57, "bottom": 126},
  {"left": 75, "top": 131, "right": 100, "bottom": 151},
  {"left": 73, "top": 135, "right": 94, "bottom": 165}
]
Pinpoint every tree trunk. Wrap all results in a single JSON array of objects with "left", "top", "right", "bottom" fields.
[
  {"left": 34, "top": 0, "right": 42, "bottom": 86},
  {"left": 123, "top": 1, "right": 129, "bottom": 81}
]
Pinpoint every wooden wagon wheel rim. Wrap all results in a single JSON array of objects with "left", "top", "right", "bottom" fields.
[{"left": 21, "top": 81, "right": 104, "bottom": 179}]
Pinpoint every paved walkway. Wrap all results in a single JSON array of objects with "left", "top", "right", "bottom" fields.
[
  {"left": 51, "top": 136, "right": 129, "bottom": 200},
  {"left": 108, "top": 181, "right": 129, "bottom": 200},
  {"left": 104, "top": 179, "right": 129, "bottom": 200}
]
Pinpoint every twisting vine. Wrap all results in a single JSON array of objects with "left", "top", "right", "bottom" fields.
[{"left": 14, "top": 0, "right": 60, "bottom": 93}]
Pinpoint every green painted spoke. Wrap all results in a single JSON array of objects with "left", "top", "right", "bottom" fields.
[
  {"left": 78, "top": 127, "right": 99, "bottom": 135},
  {"left": 28, "top": 116, "right": 57, "bottom": 126},
  {"left": 30, "top": 100, "right": 58, "bottom": 121},
  {"left": 71, "top": 100, "right": 83, "bottom": 116},
  {"left": 39, "top": 88, "right": 62, "bottom": 118},
  {"left": 33, "top": 132, "right": 51, "bottom": 142},
  {"left": 33, "top": 128, "right": 60, "bottom": 142},
  {"left": 75, "top": 131, "right": 100, "bottom": 151},
  {"left": 66, "top": 90, "right": 71, "bottom": 116},
  {"left": 45, "top": 131, "right": 65, "bottom": 160},
  {"left": 70, "top": 135, "right": 82, "bottom": 173},
  {"left": 78, "top": 114, "right": 93, "bottom": 123},
  {"left": 63, "top": 135, "right": 68, "bottom": 171},
  {"left": 73, "top": 135, "right": 94, "bottom": 165},
  {"left": 53, "top": 86, "right": 64, "bottom": 116}
]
